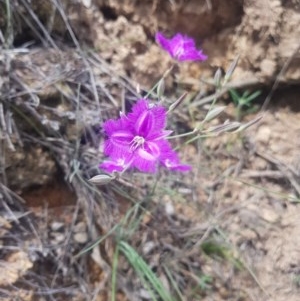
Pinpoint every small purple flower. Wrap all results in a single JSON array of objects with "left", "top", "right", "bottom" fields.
[
  {"left": 155, "top": 32, "right": 207, "bottom": 62},
  {"left": 100, "top": 99, "right": 191, "bottom": 173}
]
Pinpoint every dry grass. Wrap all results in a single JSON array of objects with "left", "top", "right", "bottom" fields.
[{"left": 1, "top": 1, "right": 300, "bottom": 301}]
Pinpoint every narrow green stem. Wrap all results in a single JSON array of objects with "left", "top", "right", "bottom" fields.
[
  {"left": 167, "top": 130, "right": 196, "bottom": 140},
  {"left": 111, "top": 243, "right": 120, "bottom": 301},
  {"left": 145, "top": 64, "right": 175, "bottom": 99},
  {"left": 236, "top": 104, "right": 242, "bottom": 121},
  {"left": 5, "top": 0, "right": 12, "bottom": 47}
]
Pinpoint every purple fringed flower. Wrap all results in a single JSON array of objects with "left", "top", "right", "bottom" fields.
[
  {"left": 155, "top": 32, "right": 207, "bottom": 62},
  {"left": 100, "top": 99, "right": 191, "bottom": 173}
]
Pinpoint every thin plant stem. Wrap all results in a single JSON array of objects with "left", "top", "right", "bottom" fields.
[
  {"left": 111, "top": 243, "right": 120, "bottom": 301},
  {"left": 5, "top": 0, "right": 13, "bottom": 47},
  {"left": 145, "top": 64, "right": 175, "bottom": 99},
  {"left": 168, "top": 130, "right": 196, "bottom": 140}
]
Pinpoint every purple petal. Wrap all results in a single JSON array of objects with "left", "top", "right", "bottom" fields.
[
  {"left": 103, "top": 115, "right": 134, "bottom": 159},
  {"left": 103, "top": 116, "right": 129, "bottom": 136},
  {"left": 156, "top": 139, "right": 175, "bottom": 156},
  {"left": 168, "top": 33, "right": 187, "bottom": 58},
  {"left": 104, "top": 140, "right": 128, "bottom": 159},
  {"left": 100, "top": 159, "right": 126, "bottom": 173},
  {"left": 151, "top": 130, "right": 172, "bottom": 142},
  {"left": 104, "top": 129, "right": 133, "bottom": 158},
  {"left": 158, "top": 141, "right": 191, "bottom": 172},
  {"left": 164, "top": 160, "right": 192, "bottom": 172},
  {"left": 177, "top": 49, "right": 208, "bottom": 61},
  {"left": 161, "top": 156, "right": 192, "bottom": 172},
  {"left": 145, "top": 105, "right": 167, "bottom": 138},
  {"left": 110, "top": 130, "right": 134, "bottom": 144},
  {"left": 132, "top": 149, "right": 158, "bottom": 173},
  {"left": 155, "top": 32, "right": 207, "bottom": 62},
  {"left": 127, "top": 99, "right": 167, "bottom": 138},
  {"left": 155, "top": 32, "right": 172, "bottom": 54},
  {"left": 134, "top": 109, "right": 154, "bottom": 137},
  {"left": 129, "top": 140, "right": 162, "bottom": 173},
  {"left": 145, "top": 141, "right": 161, "bottom": 159}
]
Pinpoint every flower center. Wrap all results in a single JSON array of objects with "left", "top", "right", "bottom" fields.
[{"left": 130, "top": 135, "right": 145, "bottom": 151}]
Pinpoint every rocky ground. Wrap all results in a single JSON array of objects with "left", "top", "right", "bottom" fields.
[{"left": 1, "top": 1, "right": 300, "bottom": 300}]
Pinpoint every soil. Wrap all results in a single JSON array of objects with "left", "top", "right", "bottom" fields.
[{"left": 1, "top": 1, "right": 300, "bottom": 301}]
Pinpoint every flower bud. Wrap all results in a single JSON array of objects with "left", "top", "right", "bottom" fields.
[
  {"left": 88, "top": 174, "right": 115, "bottom": 185},
  {"left": 204, "top": 106, "right": 226, "bottom": 122}
]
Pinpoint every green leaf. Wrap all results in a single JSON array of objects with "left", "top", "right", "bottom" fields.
[{"left": 119, "top": 241, "right": 174, "bottom": 301}]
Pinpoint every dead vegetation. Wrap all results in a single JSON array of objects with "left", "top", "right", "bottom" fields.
[{"left": 1, "top": 1, "right": 300, "bottom": 301}]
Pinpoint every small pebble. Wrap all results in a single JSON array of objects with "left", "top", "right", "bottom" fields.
[
  {"left": 50, "top": 221, "right": 64, "bottom": 232},
  {"left": 143, "top": 241, "right": 156, "bottom": 255},
  {"left": 165, "top": 202, "right": 175, "bottom": 216},
  {"left": 74, "top": 222, "right": 86, "bottom": 233},
  {"left": 51, "top": 232, "right": 65, "bottom": 243},
  {"left": 139, "top": 289, "right": 152, "bottom": 299},
  {"left": 74, "top": 232, "right": 88, "bottom": 244}
]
